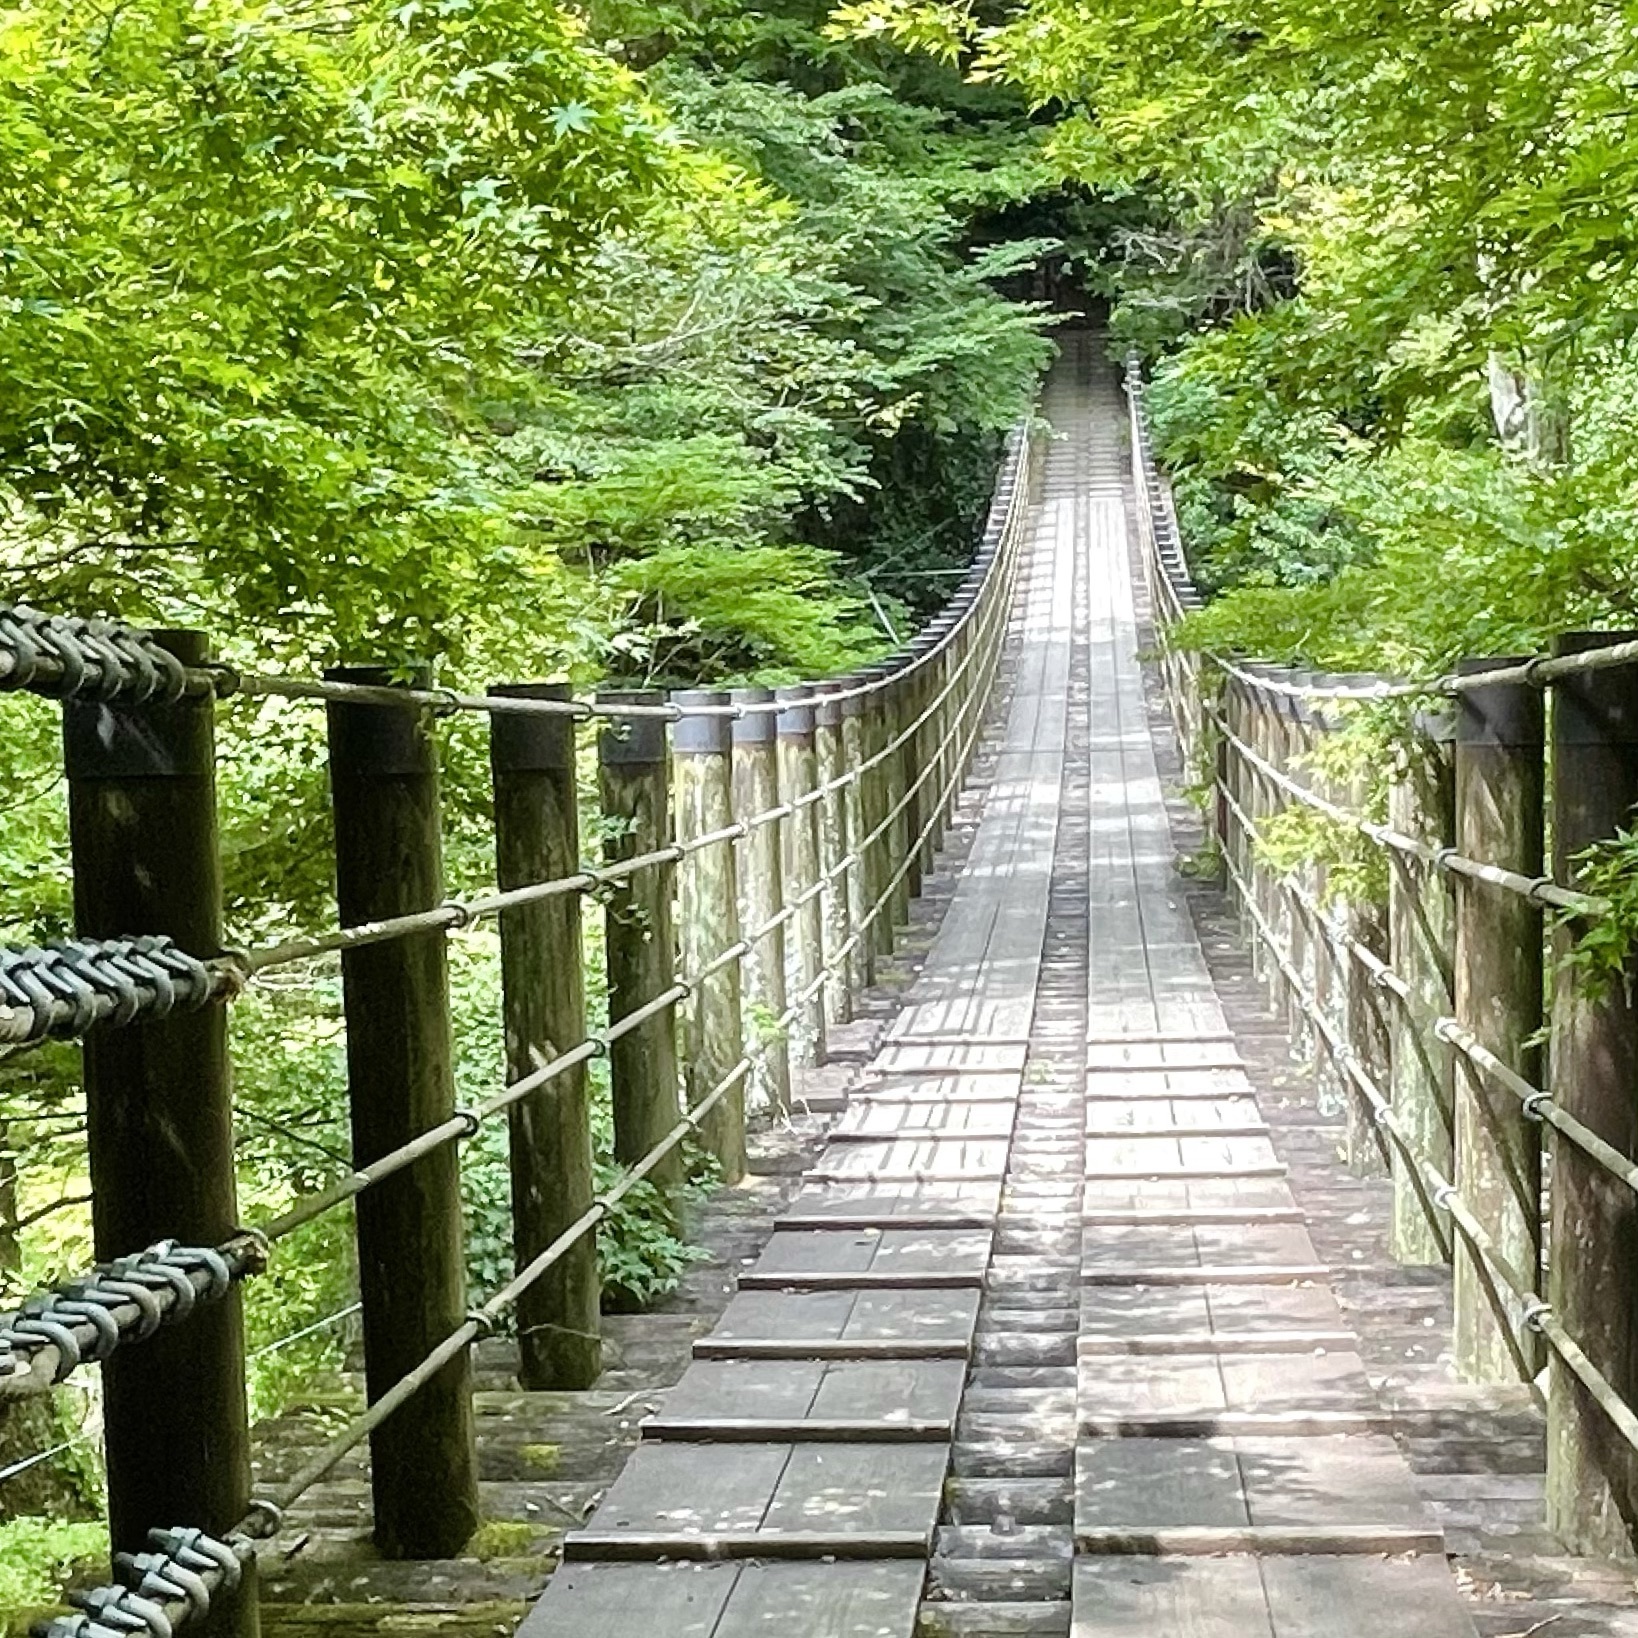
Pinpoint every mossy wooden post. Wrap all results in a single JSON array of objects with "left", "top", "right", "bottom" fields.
[
  {"left": 673, "top": 689, "right": 746, "bottom": 1182},
  {"left": 813, "top": 681, "right": 856, "bottom": 1023},
  {"left": 882, "top": 660, "right": 913, "bottom": 935},
  {"left": 899, "top": 644, "right": 930, "bottom": 900},
  {"left": 326, "top": 665, "right": 478, "bottom": 1559},
  {"left": 1452, "top": 657, "right": 1544, "bottom": 1383},
  {"left": 1387, "top": 716, "right": 1455, "bottom": 1265},
  {"left": 945, "top": 592, "right": 976, "bottom": 818},
  {"left": 920, "top": 617, "right": 955, "bottom": 869},
  {"left": 777, "top": 685, "right": 826, "bottom": 1067},
  {"left": 1336, "top": 674, "right": 1392, "bottom": 1178},
  {"left": 1547, "top": 632, "right": 1638, "bottom": 1554},
  {"left": 64, "top": 631, "right": 259, "bottom": 1637},
  {"left": 1243, "top": 669, "right": 1278, "bottom": 999},
  {"left": 1285, "top": 674, "right": 1321, "bottom": 1076},
  {"left": 856, "top": 665, "right": 897, "bottom": 963},
  {"left": 489, "top": 682, "right": 601, "bottom": 1389},
  {"left": 731, "top": 687, "right": 791, "bottom": 1114},
  {"left": 840, "top": 680, "right": 876, "bottom": 992},
  {"left": 598, "top": 690, "right": 684, "bottom": 1192}
]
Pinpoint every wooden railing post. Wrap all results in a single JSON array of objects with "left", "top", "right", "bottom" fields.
[
  {"left": 1284, "top": 674, "right": 1322, "bottom": 1080},
  {"left": 64, "top": 631, "right": 258, "bottom": 1635},
  {"left": 840, "top": 681, "right": 876, "bottom": 992},
  {"left": 673, "top": 690, "right": 746, "bottom": 1182},
  {"left": 920, "top": 618, "right": 956, "bottom": 872},
  {"left": 882, "top": 662, "right": 912, "bottom": 936},
  {"left": 813, "top": 681, "right": 856, "bottom": 1024},
  {"left": 489, "top": 682, "right": 601, "bottom": 1389},
  {"left": 325, "top": 665, "right": 478, "bottom": 1558},
  {"left": 1387, "top": 717, "right": 1456, "bottom": 1265},
  {"left": 1547, "top": 632, "right": 1638, "bottom": 1555},
  {"left": 946, "top": 596, "right": 976, "bottom": 820},
  {"left": 1451, "top": 658, "right": 1544, "bottom": 1383},
  {"left": 856, "top": 665, "right": 897, "bottom": 966},
  {"left": 777, "top": 685, "right": 826, "bottom": 1069},
  {"left": 598, "top": 691, "right": 684, "bottom": 1194},
  {"left": 731, "top": 687, "right": 791, "bottom": 1115},
  {"left": 899, "top": 645, "right": 930, "bottom": 901},
  {"left": 1244, "top": 670, "right": 1281, "bottom": 1001}
]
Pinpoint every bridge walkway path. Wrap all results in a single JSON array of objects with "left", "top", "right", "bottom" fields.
[{"left": 513, "top": 339, "right": 1481, "bottom": 1637}]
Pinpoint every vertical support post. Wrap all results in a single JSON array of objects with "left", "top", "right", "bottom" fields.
[
  {"left": 898, "top": 650, "right": 928, "bottom": 901},
  {"left": 942, "top": 609, "right": 970, "bottom": 829},
  {"left": 1284, "top": 675, "right": 1321, "bottom": 1079},
  {"left": 598, "top": 691, "right": 684, "bottom": 1192},
  {"left": 1547, "top": 632, "right": 1638, "bottom": 1555},
  {"left": 489, "top": 683, "right": 601, "bottom": 1389},
  {"left": 64, "top": 632, "right": 258, "bottom": 1635},
  {"left": 917, "top": 623, "right": 952, "bottom": 875},
  {"left": 731, "top": 688, "right": 791, "bottom": 1115},
  {"left": 777, "top": 686, "right": 826, "bottom": 1069},
  {"left": 325, "top": 665, "right": 478, "bottom": 1558},
  {"left": 673, "top": 691, "right": 746, "bottom": 1183},
  {"left": 1337, "top": 673, "right": 1391, "bottom": 1178},
  {"left": 858, "top": 665, "right": 898, "bottom": 964},
  {"left": 1387, "top": 717, "right": 1456, "bottom": 1266},
  {"left": 841, "top": 682, "right": 876, "bottom": 992},
  {"left": 1452, "top": 658, "right": 1544, "bottom": 1382},
  {"left": 882, "top": 662, "right": 912, "bottom": 936},
  {"left": 814, "top": 682, "right": 855, "bottom": 1025}
]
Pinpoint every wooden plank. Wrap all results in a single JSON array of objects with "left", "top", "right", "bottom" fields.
[
  {"left": 517, "top": 1561, "right": 734, "bottom": 1638},
  {"left": 579, "top": 1440, "right": 788, "bottom": 1535},
  {"left": 1072, "top": 1556, "right": 1274, "bottom": 1637},
  {"left": 1082, "top": 1206, "right": 1305, "bottom": 1227},
  {"left": 1235, "top": 1435, "right": 1438, "bottom": 1532},
  {"left": 813, "top": 1137, "right": 1011, "bottom": 1180},
  {"left": 872, "top": 1041, "right": 1028, "bottom": 1075},
  {"left": 1080, "top": 1224, "right": 1319, "bottom": 1272},
  {"left": 657, "top": 1357, "right": 966, "bottom": 1428},
  {"left": 1075, "top": 1438, "right": 1247, "bottom": 1532},
  {"left": 753, "top": 1227, "right": 992, "bottom": 1282},
  {"left": 738, "top": 1270, "right": 983, "bottom": 1292},
  {"left": 641, "top": 1418, "right": 951, "bottom": 1443},
  {"left": 696, "top": 1339, "right": 968, "bottom": 1362},
  {"left": 519, "top": 1560, "right": 929, "bottom": 1638},
  {"left": 714, "top": 1559, "right": 926, "bottom": 1638},
  {"left": 835, "top": 1099, "right": 1016, "bottom": 1137},
  {"left": 763, "top": 1442, "right": 948, "bottom": 1535},
  {"left": 782, "top": 1178, "right": 1002, "bottom": 1226},
  {"left": 1258, "top": 1556, "right": 1479, "bottom": 1636},
  {"left": 1074, "top": 1524, "right": 1445, "bottom": 1555},
  {"left": 1080, "top": 1266, "right": 1328, "bottom": 1286},
  {"left": 1086, "top": 1042, "right": 1245, "bottom": 1071},
  {"left": 565, "top": 1530, "right": 930, "bottom": 1562},
  {"left": 1078, "top": 1333, "right": 1354, "bottom": 1357}
]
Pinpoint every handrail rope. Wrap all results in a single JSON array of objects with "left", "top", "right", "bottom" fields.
[
  {"left": 235, "top": 498, "right": 1022, "bottom": 979},
  {"left": 1210, "top": 707, "right": 1607, "bottom": 919},
  {"left": 0, "top": 463, "right": 1027, "bottom": 1402},
  {"left": 1217, "top": 838, "right": 1638, "bottom": 1450},
  {"left": 12, "top": 420, "right": 1026, "bottom": 1595},
  {"left": 0, "top": 427, "right": 1032, "bottom": 727},
  {"left": 234, "top": 589, "right": 1013, "bottom": 1555}
]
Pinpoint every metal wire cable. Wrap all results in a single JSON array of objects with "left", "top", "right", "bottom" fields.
[{"left": 1211, "top": 708, "right": 1607, "bottom": 918}]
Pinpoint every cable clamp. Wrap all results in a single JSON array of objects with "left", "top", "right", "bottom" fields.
[
  {"left": 1431, "top": 845, "right": 1458, "bottom": 873},
  {"left": 1522, "top": 1090, "right": 1553, "bottom": 1123},
  {"left": 1432, "top": 1183, "right": 1458, "bottom": 1211},
  {"left": 453, "top": 1107, "right": 482, "bottom": 1140},
  {"left": 1525, "top": 875, "right": 1560, "bottom": 905},
  {"left": 1521, "top": 656, "right": 1550, "bottom": 689},
  {"left": 440, "top": 899, "right": 473, "bottom": 931},
  {"left": 466, "top": 1307, "right": 497, "bottom": 1340},
  {"left": 1431, "top": 1016, "right": 1459, "bottom": 1045},
  {"left": 431, "top": 687, "right": 462, "bottom": 719},
  {"left": 240, "top": 1498, "right": 285, "bottom": 1540},
  {"left": 1521, "top": 1298, "right": 1552, "bottom": 1334}
]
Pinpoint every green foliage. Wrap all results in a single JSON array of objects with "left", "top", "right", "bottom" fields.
[
  {"left": 1556, "top": 831, "right": 1638, "bottom": 995},
  {"left": 0, "top": 1516, "right": 106, "bottom": 1622}
]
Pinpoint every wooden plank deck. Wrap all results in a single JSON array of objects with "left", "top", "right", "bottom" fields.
[
  {"left": 1067, "top": 362, "right": 1476, "bottom": 1637},
  {"left": 517, "top": 351, "right": 1483, "bottom": 1638}
]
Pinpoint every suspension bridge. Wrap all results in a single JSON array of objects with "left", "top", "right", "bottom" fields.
[{"left": 5, "top": 334, "right": 1638, "bottom": 1636}]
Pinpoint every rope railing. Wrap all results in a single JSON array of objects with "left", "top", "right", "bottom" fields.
[
  {"left": 19, "top": 513, "right": 1024, "bottom": 1635},
  {"left": 1128, "top": 348, "right": 1638, "bottom": 1560},
  {"left": 0, "top": 408, "right": 1037, "bottom": 1596}
]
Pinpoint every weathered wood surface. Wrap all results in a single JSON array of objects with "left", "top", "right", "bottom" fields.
[{"left": 1067, "top": 362, "right": 1478, "bottom": 1638}]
